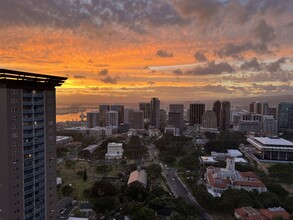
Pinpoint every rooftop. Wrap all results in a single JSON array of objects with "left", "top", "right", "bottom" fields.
[
  {"left": 0, "top": 68, "right": 67, "bottom": 87},
  {"left": 253, "top": 137, "right": 293, "bottom": 146},
  {"left": 82, "top": 144, "right": 101, "bottom": 153},
  {"left": 127, "top": 170, "right": 147, "bottom": 186}
]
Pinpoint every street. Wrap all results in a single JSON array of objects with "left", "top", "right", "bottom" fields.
[{"left": 147, "top": 138, "right": 213, "bottom": 220}]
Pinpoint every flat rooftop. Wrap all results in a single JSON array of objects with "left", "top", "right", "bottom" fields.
[
  {"left": 82, "top": 144, "right": 101, "bottom": 153},
  {"left": 0, "top": 68, "right": 67, "bottom": 87},
  {"left": 253, "top": 137, "right": 293, "bottom": 146}
]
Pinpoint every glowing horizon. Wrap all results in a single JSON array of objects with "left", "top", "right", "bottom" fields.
[{"left": 0, "top": 0, "right": 292, "bottom": 104}]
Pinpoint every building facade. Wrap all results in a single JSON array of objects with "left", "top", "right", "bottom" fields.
[
  {"left": 247, "top": 137, "right": 293, "bottom": 161},
  {"left": 213, "top": 100, "right": 222, "bottom": 128},
  {"left": 160, "top": 109, "right": 167, "bottom": 129},
  {"left": 278, "top": 102, "right": 293, "bottom": 130},
  {"left": 129, "top": 110, "right": 144, "bottom": 129},
  {"left": 206, "top": 157, "right": 267, "bottom": 197},
  {"left": 190, "top": 103, "right": 205, "bottom": 125},
  {"left": 0, "top": 69, "right": 66, "bottom": 220},
  {"left": 86, "top": 112, "right": 99, "bottom": 128},
  {"left": 110, "top": 105, "right": 124, "bottom": 125},
  {"left": 106, "top": 110, "right": 118, "bottom": 127},
  {"left": 139, "top": 102, "right": 151, "bottom": 120},
  {"left": 169, "top": 104, "right": 184, "bottom": 128},
  {"left": 202, "top": 110, "right": 217, "bottom": 129},
  {"left": 99, "top": 104, "right": 111, "bottom": 126},
  {"left": 105, "top": 142, "right": 123, "bottom": 159},
  {"left": 150, "top": 98, "right": 160, "bottom": 128},
  {"left": 221, "top": 101, "right": 230, "bottom": 131},
  {"left": 168, "top": 111, "right": 182, "bottom": 129},
  {"left": 262, "top": 115, "right": 277, "bottom": 136}
]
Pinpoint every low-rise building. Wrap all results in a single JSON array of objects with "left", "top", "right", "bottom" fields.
[
  {"left": 164, "top": 126, "right": 180, "bottom": 136},
  {"left": 235, "top": 206, "right": 290, "bottom": 220},
  {"left": 205, "top": 157, "right": 267, "bottom": 197},
  {"left": 149, "top": 128, "right": 161, "bottom": 137},
  {"left": 105, "top": 142, "right": 124, "bottom": 159},
  {"left": 56, "top": 136, "right": 73, "bottom": 146},
  {"left": 127, "top": 169, "right": 147, "bottom": 188},
  {"left": 247, "top": 136, "right": 293, "bottom": 161}
]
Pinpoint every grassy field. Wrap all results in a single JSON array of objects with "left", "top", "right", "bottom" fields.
[{"left": 57, "top": 160, "right": 123, "bottom": 200}]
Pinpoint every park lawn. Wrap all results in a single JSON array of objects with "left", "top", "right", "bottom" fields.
[
  {"left": 69, "top": 178, "right": 95, "bottom": 200},
  {"left": 104, "top": 168, "right": 120, "bottom": 178}
]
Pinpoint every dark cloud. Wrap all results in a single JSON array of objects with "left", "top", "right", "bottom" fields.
[
  {"left": 194, "top": 51, "right": 208, "bottom": 62},
  {"left": 147, "top": 81, "right": 155, "bottom": 85},
  {"left": 199, "top": 85, "right": 231, "bottom": 93},
  {"left": 253, "top": 19, "right": 276, "bottom": 43},
  {"left": 73, "top": 75, "right": 87, "bottom": 79},
  {"left": 0, "top": 0, "right": 187, "bottom": 33},
  {"left": 215, "top": 42, "right": 270, "bottom": 59},
  {"left": 173, "top": 69, "right": 183, "bottom": 75},
  {"left": 261, "top": 84, "right": 277, "bottom": 91},
  {"left": 240, "top": 57, "right": 288, "bottom": 73},
  {"left": 156, "top": 50, "right": 173, "bottom": 58},
  {"left": 171, "top": 0, "right": 220, "bottom": 25},
  {"left": 240, "top": 57, "right": 261, "bottom": 71},
  {"left": 265, "top": 57, "right": 288, "bottom": 73},
  {"left": 100, "top": 76, "right": 118, "bottom": 84},
  {"left": 186, "top": 61, "right": 235, "bottom": 75},
  {"left": 99, "top": 69, "right": 109, "bottom": 76}
]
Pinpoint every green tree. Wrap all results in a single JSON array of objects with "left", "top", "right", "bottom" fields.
[
  {"left": 91, "top": 180, "right": 117, "bottom": 197},
  {"left": 93, "top": 196, "right": 118, "bottom": 213},
  {"left": 61, "top": 184, "right": 73, "bottom": 196},
  {"left": 83, "top": 167, "right": 88, "bottom": 181},
  {"left": 147, "top": 164, "right": 162, "bottom": 176},
  {"left": 65, "top": 160, "right": 75, "bottom": 169},
  {"left": 131, "top": 207, "right": 154, "bottom": 220}
]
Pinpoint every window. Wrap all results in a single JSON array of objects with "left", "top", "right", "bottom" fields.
[
  {"left": 11, "top": 107, "right": 17, "bottom": 112},
  {"left": 12, "top": 142, "right": 18, "bottom": 147},
  {"left": 12, "top": 125, "right": 18, "bottom": 130},
  {"left": 12, "top": 133, "right": 18, "bottom": 138},
  {"left": 11, "top": 116, "right": 17, "bottom": 121},
  {"left": 11, "top": 90, "right": 17, "bottom": 95}
]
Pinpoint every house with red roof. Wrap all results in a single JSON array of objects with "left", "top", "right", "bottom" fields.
[{"left": 205, "top": 157, "right": 267, "bottom": 197}]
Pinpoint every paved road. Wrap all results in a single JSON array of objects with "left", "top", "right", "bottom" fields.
[
  {"left": 164, "top": 169, "right": 213, "bottom": 220},
  {"left": 148, "top": 137, "right": 213, "bottom": 220}
]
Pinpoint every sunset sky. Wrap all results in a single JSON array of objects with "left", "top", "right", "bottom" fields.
[{"left": 1, "top": 0, "right": 293, "bottom": 104}]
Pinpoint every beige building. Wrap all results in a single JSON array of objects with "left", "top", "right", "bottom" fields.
[{"left": 105, "top": 142, "right": 124, "bottom": 159}]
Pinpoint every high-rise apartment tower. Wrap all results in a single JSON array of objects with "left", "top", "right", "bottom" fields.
[{"left": 0, "top": 69, "right": 66, "bottom": 220}]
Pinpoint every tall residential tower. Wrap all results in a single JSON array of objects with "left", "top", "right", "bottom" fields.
[
  {"left": 0, "top": 69, "right": 66, "bottom": 220},
  {"left": 150, "top": 98, "right": 160, "bottom": 128}
]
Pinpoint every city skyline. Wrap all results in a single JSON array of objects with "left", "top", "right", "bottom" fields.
[{"left": 0, "top": 0, "right": 293, "bottom": 104}]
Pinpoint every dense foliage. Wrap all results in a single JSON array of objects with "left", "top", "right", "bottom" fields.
[
  {"left": 154, "top": 134, "right": 193, "bottom": 165},
  {"left": 204, "top": 131, "right": 247, "bottom": 153},
  {"left": 123, "top": 136, "right": 148, "bottom": 159}
]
